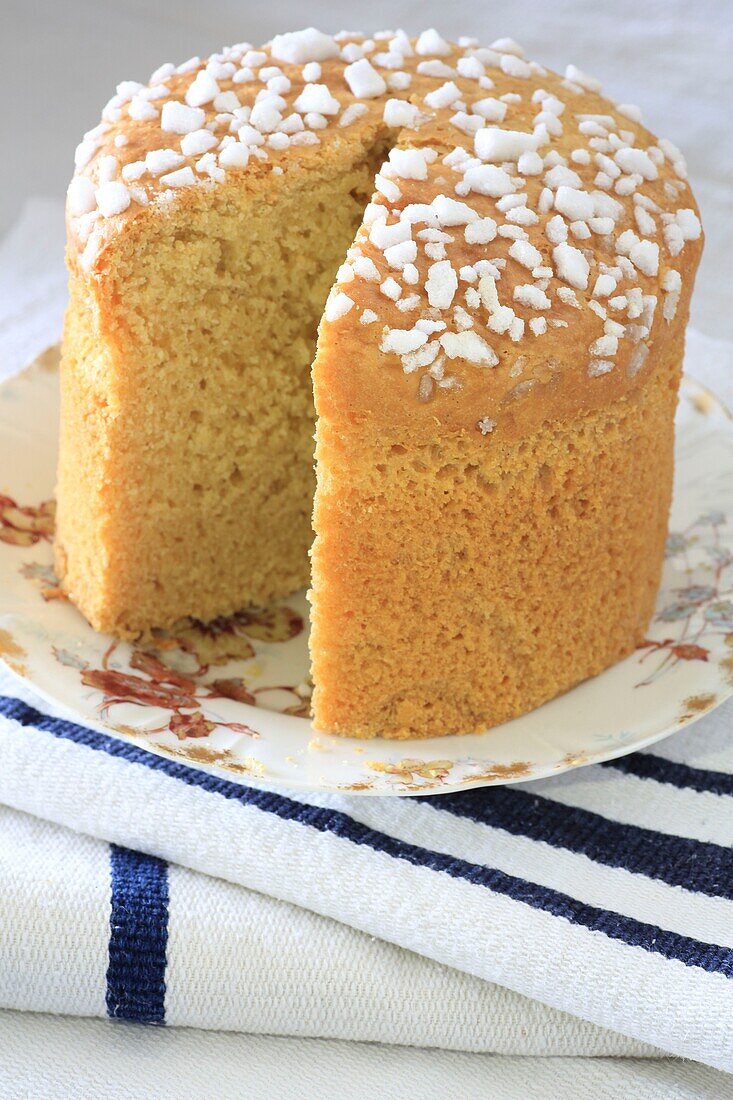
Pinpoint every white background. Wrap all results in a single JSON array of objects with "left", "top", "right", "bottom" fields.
[{"left": 2, "top": 2, "right": 732, "bottom": 1096}]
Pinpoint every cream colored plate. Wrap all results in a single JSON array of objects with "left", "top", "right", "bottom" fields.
[{"left": 1, "top": 347, "right": 732, "bottom": 795}]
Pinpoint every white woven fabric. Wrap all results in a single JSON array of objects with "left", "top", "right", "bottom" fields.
[
  {"left": 0, "top": 201, "right": 732, "bottom": 1079},
  {"left": 1, "top": 671, "right": 732, "bottom": 1070},
  {"left": 1, "top": 1015, "right": 730, "bottom": 1100},
  {"left": 0, "top": 791, "right": 653, "bottom": 1057}
]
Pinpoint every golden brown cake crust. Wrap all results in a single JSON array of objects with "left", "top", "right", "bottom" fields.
[{"left": 66, "top": 29, "right": 702, "bottom": 443}]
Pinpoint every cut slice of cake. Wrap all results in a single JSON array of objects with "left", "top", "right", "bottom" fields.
[{"left": 57, "top": 29, "right": 703, "bottom": 738}]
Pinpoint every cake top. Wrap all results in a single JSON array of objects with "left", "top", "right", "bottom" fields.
[{"left": 67, "top": 28, "right": 703, "bottom": 432}]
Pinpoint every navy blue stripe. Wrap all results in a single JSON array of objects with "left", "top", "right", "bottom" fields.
[
  {"left": 107, "top": 845, "right": 168, "bottom": 1024},
  {"left": 415, "top": 787, "right": 733, "bottom": 900},
  {"left": 1, "top": 695, "right": 731, "bottom": 978},
  {"left": 602, "top": 752, "right": 733, "bottom": 797}
]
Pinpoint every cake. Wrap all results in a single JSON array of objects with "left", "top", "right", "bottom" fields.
[{"left": 56, "top": 28, "right": 703, "bottom": 738}]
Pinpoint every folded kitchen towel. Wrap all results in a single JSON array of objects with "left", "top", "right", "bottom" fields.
[
  {"left": 0, "top": 201, "right": 732, "bottom": 1074},
  {"left": 0, "top": 730, "right": 657, "bottom": 1058},
  {"left": 0, "top": 660, "right": 731, "bottom": 1070}
]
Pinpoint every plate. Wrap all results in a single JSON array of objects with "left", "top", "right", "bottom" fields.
[{"left": 1, "top": 347, "right": 733, "bottom": 795}]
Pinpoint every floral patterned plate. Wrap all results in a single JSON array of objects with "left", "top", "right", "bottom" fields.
[{"left": 1, "top": 347, "right": 733, "bottom": 795}]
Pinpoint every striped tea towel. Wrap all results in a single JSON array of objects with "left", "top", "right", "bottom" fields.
[
  {"left": 0, "top": 662, "right": 731, "bottom": 1071},
  {"left": 0, "top": 734, "right": 655, "bottom": 1057}
]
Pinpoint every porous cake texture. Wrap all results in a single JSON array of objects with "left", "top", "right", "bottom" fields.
[
  {"left": 58, "top": 144, "right": 386, "bottom": 632},
  {"left": 58, "top": 28, "right": 703, "bottom": 738}
]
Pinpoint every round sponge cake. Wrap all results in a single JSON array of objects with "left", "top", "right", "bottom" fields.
[{"left": 57, "top": 28, "right": 703, "bottom": 737}]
